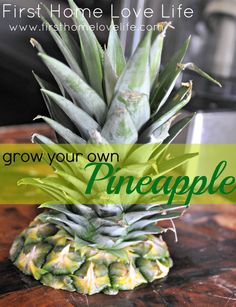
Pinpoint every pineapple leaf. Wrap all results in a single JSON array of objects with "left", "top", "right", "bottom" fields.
[
  {"left": 181, "top": 62, "right": 222, "bottom": 87},
  {"left": 150, "top": 203, "right": 187, "bottom": 211},
  {"left": 164, "top": 115, "right": 194, "bottom": 144},
  {"left": 30, "top": 37, "right": 44, "bottom": 53},
  {"left": 91, "top": 234, "right": 115, "bottom": 249},
  {"left": 33, "top": 72, "right": 78, "bottom": 135},
  {"left": 131, "top": 203, "right": 168, "bottom": 211},
  {"left": 157, "top": 153, "right": 198, "bottom": 175},
  {"left": 139, "top": 120, "right": 172, "bottom": 144},
  {"left": 18, "top": 178, "right": 68, "bottom": 203},
  {"left": 32, "top": 133, "right": 54, "bottom": 145},
  {"left": 39, "top": 204, "right": 89, "bottom": 228},
  {"left": 129, "top": 220, "right": 166, "bottom": 232},
  {"left": 68, "top": 0, "right": 104, "bottom": 98},
  {"left": 39, "top": 53, "right": 107, "bottom": 125},
  {"left": 41, "top": 90, "right": 99, "bottom": 140},
  {"left": 152, "top": 121, "right": 172, "bottom": 144},
  {"left": 123, "top": 207, "right": 185, "bottom": 226},
  {"left": 156, "top": 83, "right": 192, "bottom": 121},
  {"left": 150, "top": 36, "right": 191, "bottom": 112},
  {"left": 150, "top": 22, "right": 172, "bottom": 86},
  {"left": 128, "top": 208, "right": 185, "bottom": 231},
  {"left": 102, "top": 107, "right": 138, "bottom": 144},
  {"left": 148, "top": 115, "right": 194, "bottom": 160},
  {"left": 56, "top": 170, "right": 88, "bottom": 194},
  {"left": 104, "top": 50, "right": 118, "bottom": 105},
  {"left": 148, "top": 115, "right": 194, "bottom": 161},
  {"left": 108, "top": 32, "right": 152, "bottom": 130},
  {"left": 89, "top": 130, "right": 109, "bottom": 144},
  {"left": 40, "top": 16, "right": 85, "bottom": 79},
  {"left": 42, "top": 4, "right": 82, "bottom": 66},
  {"left": 141, "top": 83, "right": 192, "bottom": 138},
  {"left": 124, "top": 209, "right": 171, "bottom": 225},
  {"left": 33, "top": 177, "right": 83, "bottom": 200},
  {"left": 97, "top": 226, "right": 125, "bottom": 237},
  {"left": 107, "top": 20, "right": 126, "bottom": 77},
  {"left": 31, "top": 135, "right": 76, "bottom": 174},
  {"left": 30, "top": 38, "right": 66, "bottom": 97},
  {"left": 39, "top": 212, "right": 88, "bottom": 239},
  {"left": 34, "top": 115, "right": 86, "bottom": 144},
  {"left": 125, "top": 227, "right": 165, "bottom": 240},
  {"left": 73, "top": 204, "right": 97, "bottom": 218},
  {"left": 113, "top": 241, "right": 142, "bottom": 249}
]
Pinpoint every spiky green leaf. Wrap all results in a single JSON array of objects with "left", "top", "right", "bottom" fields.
[
  {"left": 108, "top": 32, "right": 152, "bottom": 130},
  {"left": 107, "top": 20, "right": 126, "bottom": 76},
  {"left": 104, "top": 50, "right": 118, "bottom": 105},
  {"left": 102, "top": 107, "right": 138, "bottom": 144},
  {"left": 150, "top": 22, "right": 172, "bottom": 85},
  {"left": 182, "top": 62, "right": 222, "bottom": 87},
  {"left": 68, "top": 0, "right": 104, "bottom": 98},
  {"left": 41, "top": 90, "right": 99, "bottom": 140},
  {"left": 35, "top": 116, "right": 85, "bottom": 144},
  {"left": 43, "top": 4, "right": 82, "bottom": 66},
  {"left": 39, "top": 53, "right": 107, "bottom": 125},
  {"left": 151, "top": 36, "right": 191, "bottom": 112},
  {"left": 141, "top": 83, "right": 192, "bottom": 139},
  {"left": 30, "top": 38, "right": 66, "bottom": 97},
  {"left": 33, "top": 73, "right": 78, "bottom": 135},
  {"left": 41, "top": 16, "right": 84, "bottom": 79}
]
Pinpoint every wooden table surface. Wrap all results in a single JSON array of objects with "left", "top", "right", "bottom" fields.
[{"left": 0, "top": 125, "right": 236, "bottom": 307}]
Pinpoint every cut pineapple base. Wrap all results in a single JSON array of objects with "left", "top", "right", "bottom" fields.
[{"left": 10, "top": 219, "right": 172, "bottom": 295}]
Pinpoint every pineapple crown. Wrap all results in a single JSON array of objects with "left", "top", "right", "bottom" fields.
[
  {"left": 18, "top": 0, "right": 221, "bottom": 249},
  {"left": 30, "top": 0, "right": 220, "bottom": 146}
]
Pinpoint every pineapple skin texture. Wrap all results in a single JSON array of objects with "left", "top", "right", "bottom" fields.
[{"left": 10, "top": 218, "right": 172, "bottom": 295}]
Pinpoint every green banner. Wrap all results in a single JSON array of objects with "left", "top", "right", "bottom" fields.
[{"left": 0, "top": 144, "right": 235, "bottom": 205}]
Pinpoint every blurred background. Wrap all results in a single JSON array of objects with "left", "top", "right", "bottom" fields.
[{"left": 0, "top": 0, "right": 236, "bottom": 142}]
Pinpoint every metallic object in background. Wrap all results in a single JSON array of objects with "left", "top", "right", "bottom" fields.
[
  {"left": 186, "top": 0, "right": 236, "bottom": 109},
  {"left": 204, "top": 0, "right": 236, "bottom": 79},
  {"left": 174, "top": 110, "right": 236, "bottom": 143},
  {"left": 187, "top": 111, "right": 236, "bottom": 143},
  {"left": 184, "top": 111, "right": 236, "bottom": 180}
]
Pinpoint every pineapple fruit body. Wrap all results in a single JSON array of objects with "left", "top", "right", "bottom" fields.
[
  {"left": 9, "top": 0, "right": 220, "bottom": 295},
  {"left": 10, "top": 218, "right": 172, "bottom": 295}
]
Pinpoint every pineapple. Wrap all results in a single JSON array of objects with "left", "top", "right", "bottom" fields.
[{"left": 9, "top": 0, "right": 220, "bottom": 295}]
